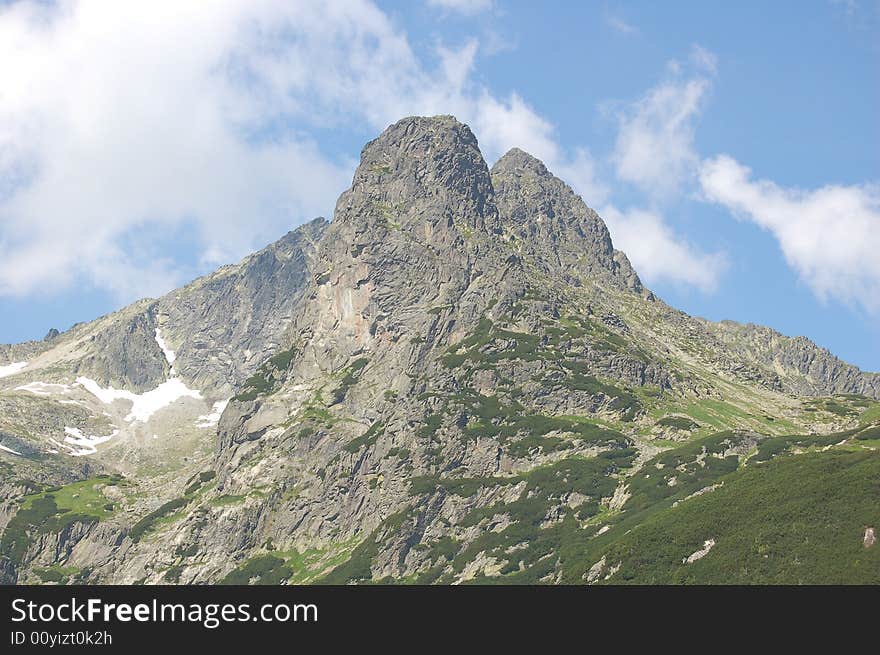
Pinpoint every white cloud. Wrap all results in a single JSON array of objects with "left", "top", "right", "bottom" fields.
[
  {"left": 699, "top": 155, "right": 880, "bottom": 312},
  {"left": 601, "top": 205, "right": 727, "bottom": 292},
  {"left": 611, "top": 47, "right": 717, "bottom": 199},
  {"left": 689, "top": 44, "right": 718, "bottom": 75},
  {"left": 596, "top": 47, "right": 726, "bottom": 293},
  {"left": 611, "top": 76, "right": 709, "bottom": 198},
  {"left": 0, "top": 1, "right": 519, "bottom": 301},
  {"left": 607, "top": 15, "right": 638, "bottom": 35},
  {"left": 0, "top": 0, "right": 362, "bottom": 299},
  {"left": 426, "top": 0, "right": 493, "bottom": 15}
]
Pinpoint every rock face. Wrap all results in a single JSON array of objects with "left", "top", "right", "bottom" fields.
[
  {"left": 491, "top": 147, "right": 645, "bottom": 296},
  {"left": 157, "top": 217, "right": 327, "bottom": 396},
  {"left": 706, "top": 320, "right": 880, "bottom": 397},
  {"left": 1, "top": 115, "right": 879, "bottom": 585}
]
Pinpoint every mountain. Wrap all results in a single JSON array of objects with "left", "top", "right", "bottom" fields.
[{"left": 1, "top": 116, "right": 878, "bottom": 585}]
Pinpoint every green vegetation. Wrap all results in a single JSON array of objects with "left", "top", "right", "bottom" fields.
[
  {"left": 859, "top": 404, "right": 880, "bottom": 425},
  {"left": 129, "top": 497, "right": 189, "bottom": 543},
  {"left": 319, "top": 510, "right": 412, "bottom": 584},
  {"left": 438, "top": 315, "right": 644, "bottom": 422},
  {"left": 803, "top": 395, "right": 875, "bottom": 419},
  {"left": 233, "top": 346, "right": 298, "bottom": 402},
  {"left": 425, "top": 536, "right": 460, "bottom": 564},
  {"left": 386, "top": 446, "right": 410, "bottom": 460},
  {"left": 441, "top": 314, "right": 637, "bottom": 370},
  {"left": 0, "top": 477, "right": 121, "bottom": 567},
  {"left": 856, "top": 425, "right": 880, "bottom": 440},
  {"left": 34, "top": 565, "right": 80, "bottom": 584},
  {"left": 332, "top": 358, "right": 369, "bottom": 404},
  {"left": 0, "top": 495, "right": 98, "bottom": 566},
  {"left": 592, "top": 450, "right": 880, "bottom": 584},
  {"left": 623, "top": 432, "right": 745, "bottom": 513},
  {"left": 324, "top": 420, "right": 874, "bottom": 584},
  {"left": 413, "top": 387, "right": 630, "bottom": 454},
  {"left": 184, "top": 470, "right": 216, "bottom": 496},
  {"left": 682, "top": 398, "right": 756, "bottom": 430},
  {"left": 443, "top": 452, "right": 634, "bottom": 583},
  {"left": 368, "top": 163, "right": 393, "bottom": 175},
  {"left": 295, "top": 404, "right": 335, "bottom": 428},
  {"left": 174, "top": 543, "right": 199, "bottom": 558},
  {"left": 751, "top": 428, "right": 861, "bottom": 463},
  {"left": 210, "top": 494, "right": 247, "bottom": 507},
  {"left": 129, "top": 469, "right": 216, "bottom": 542},
  {"left": 656, "top": 416, "right": 699, "bottom": 431},
  {"left": 417, "top": 413, "right": 443, "bottom": 440},
  {"left": 344, "top": 421, "right": 385, "bottom": 453},
  {"left": 405, "top": 451, "right": 635, "bottom": 582},
  {"left": 221, "top": 555, "right": 291, "bottom": 585},
  {"left": 559, "top": 362, "right": 641, "bottom": 421}
]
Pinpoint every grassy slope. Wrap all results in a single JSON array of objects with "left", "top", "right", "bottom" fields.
[{"left": 595, "top": 449, "right": 880, "bottom": 584}]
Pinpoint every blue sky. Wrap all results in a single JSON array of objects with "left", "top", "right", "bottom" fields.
[{"left": 0, "top": 0, "right": 878, "bottom": 370}]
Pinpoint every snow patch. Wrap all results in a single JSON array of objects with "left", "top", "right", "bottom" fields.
[
  {"left": 75, "top": 376, "right": 202, "bottom": 423},
  {"left": 154, "top": 327, "right": 176, "bottom": 368},
  {"left": 0, "top": 443, "right": 21, "bottom": 455},
  {"left": 196, "top": 399, "right": 230, "bottom": 428},
  {"left": 15, "top": 381, "right": 72, "bottom": 396},
  {"left": 0, "top": 361, "right": 28, "bottom": 378},
  {"left": 63, "top": 426, "right": 119, "bottom": 456},
  {"left": 684, "top": 538, "right": 716, "bottom": 564}
]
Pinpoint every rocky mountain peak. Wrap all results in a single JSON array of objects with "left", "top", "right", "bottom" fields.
[
  {"left": 334, "top": 115, "right": 497, "bottom": 238},
  {"left": 490, "top": 144, "right": 644, "bottom": 295},
  {"left": 283, "top": 116, "right": 506, "bottom": 380},
  {"left": 492, "top": 147, "right": 552, "bottom": 178},
  {"left": 360, "top": 115, "right": 481, "bottom": 168}
]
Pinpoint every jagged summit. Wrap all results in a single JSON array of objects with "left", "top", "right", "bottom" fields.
[
  {"left": 331, "top": 115, "right": 498, "bottom": 243},
  {"left": 331, "top": 115, "right": 644, "bottom": 296},
  {"left": 490, "top": 139, "right": 645, "bottom": 295},
  {"left": 349, "top": 114, "right": 489, "bottom": 204},
  {"left": 360, "top": 115, "right": 480, "bottom": 160},
  {"left": 492, "top": 147, "right": 552, "bottom": 177}
]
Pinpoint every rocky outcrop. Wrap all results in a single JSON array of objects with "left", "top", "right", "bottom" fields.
[
  {"left": 707, "top": 320, "right": 880, "bottom": 398},
  {"left": 491, "top": 147, "right": 645, "bottom": 296}
]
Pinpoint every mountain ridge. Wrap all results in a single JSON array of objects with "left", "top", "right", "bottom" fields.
[{"left": 1, "top": 115, "right": 878, "bottom": 585}]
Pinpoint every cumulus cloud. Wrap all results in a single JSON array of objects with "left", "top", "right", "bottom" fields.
[
  {"left": 611, "top": 77, "right": 708, "bottom": 198},
  {"left": 689, "top": 44, "right": 718, "bottom": 75},
  {"left": 601, "top": 205, "right": 727, "bottom": 292},
  {"left": 0, "top": 1, "right": 365, "bottom": 299},
  {"left": 473, "top": 92, "right": 609, "bottom": 204},
  {"left": 611, "top": 46, "right": 716, "bottom": 198},
  {"left": 699, "top": 155, "right": 880, "bottom": 312},
  {"left": 592, "top": 45, "right": 726, "bottom": 292}
]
